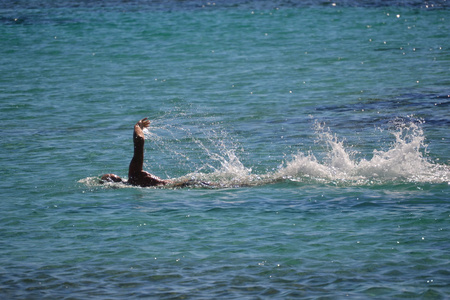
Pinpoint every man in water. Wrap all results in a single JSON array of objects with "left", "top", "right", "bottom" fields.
[{"left": 101, "top": 118, "right": 171, "bottom": 187}]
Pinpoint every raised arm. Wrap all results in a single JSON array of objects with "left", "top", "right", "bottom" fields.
[{"left": 128, "top": 118, "right": 150, "bottom": 177}]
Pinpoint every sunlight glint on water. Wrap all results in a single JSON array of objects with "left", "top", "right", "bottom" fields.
[{"left": 1, "top": 1, "right": 449, "bottom": 298}]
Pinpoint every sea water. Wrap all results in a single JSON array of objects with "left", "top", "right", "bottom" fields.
[{"left": 1, "top": 0, "right": 449, "bottom": 298}]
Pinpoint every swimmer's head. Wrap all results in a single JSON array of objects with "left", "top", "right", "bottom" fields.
[{"left": 100, "top": 173, "right": 124, "bottom": 183}]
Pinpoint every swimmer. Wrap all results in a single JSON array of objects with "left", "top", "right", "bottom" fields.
[{"left": 101, "top": 118, "right": 171, "bottom": 187}]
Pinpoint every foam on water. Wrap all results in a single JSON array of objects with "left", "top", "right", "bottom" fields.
[
  {"left": 183, "top": 119, "right": 449, "bottom": 187},
  {"left": 274, "top": 120, "right": 449, "bottom": 185},
  {"left": 80, "top": 118, "right": 449, "bottom": 188}
]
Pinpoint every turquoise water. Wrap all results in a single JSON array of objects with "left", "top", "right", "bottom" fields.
[{"left": 1, "top": 1, "right": 449, "bottom": 298}]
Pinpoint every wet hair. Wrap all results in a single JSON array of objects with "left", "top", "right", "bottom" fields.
[{"left": 100, "top": 174, "right": 123, "bottom": 183}]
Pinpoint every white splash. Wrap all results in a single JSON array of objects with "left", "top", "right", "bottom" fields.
[
  {"left": 274, "top": 120, "right": 449, "bottom": 185},
  {"left": 82, "top": 118, "right": 449, "bottom": 189},
  {"left": 185, "top": 119, "right": 449, "bottom": 187}
]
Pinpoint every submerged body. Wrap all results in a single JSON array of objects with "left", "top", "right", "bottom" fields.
[{"left": 101, "top": 118, "right": 171, "bottom": 187}]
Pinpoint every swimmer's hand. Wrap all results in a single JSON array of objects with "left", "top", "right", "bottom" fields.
[{"left": 137, "top": 117, "right": 150, "bottom": 129}]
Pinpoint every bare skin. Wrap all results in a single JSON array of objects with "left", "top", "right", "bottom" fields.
[{"left": 101, "top": 118, "right": 171, "bottom": 187}]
